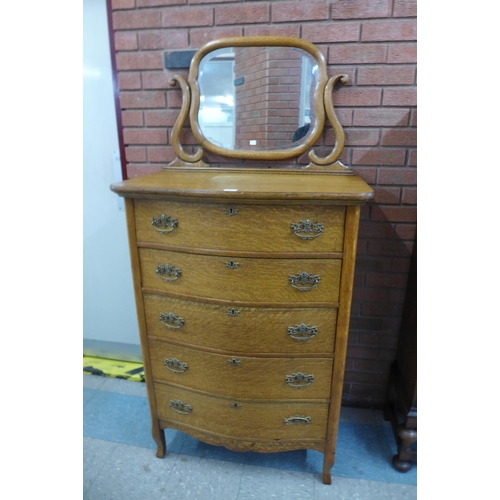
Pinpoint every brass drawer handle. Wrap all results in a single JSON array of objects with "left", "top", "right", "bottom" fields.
[
  {"left": 227, "top": 358, "right": 241, "bottom": 366},
  {"left": 230, "top": 402, "right": 242, "bottom": 409},
  {"left": 285, "top": 372, "right": 314, "bottom": 388},
  {"left": 156, "top": 264, "right": 182, "bottom": 282},
  {"left": 289, "top": 272, "right": 320, "bottom": 291},
  {"left": 164, "top": 357, "right": 188, "bottom": 374},
  {"left": 169, "top": 399, "right": 192, "bottom": 415},
  {"left": 291, "top": 219, "right": 324, "bottom": 240},
  {"left": 151, "top": 214, "right": 178, "bottom": 233},
  {"left": 284, "top": 415, "right": 311, "bottom": 425},
  {"left": 225, "top": 260, "right": 240, "bottom": 269},
  {"left": 159, "top": 312, "right": 184, "bottom": 329},
  {"left": 288, "top": 323, "right": 318, "bottom": 342},
  {"left": 226, "top": 308, "right": 240, "bottom": 317},
  {"left": 224, "top": 207, "right": 239, "bottom": 216}
]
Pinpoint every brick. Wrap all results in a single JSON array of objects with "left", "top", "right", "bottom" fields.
[
  {"left": 365, "top": 272, "right": 408, "bottom": 288},
  {"left": 353, "top": 287, "right": 388, "bottom": 302},
  {"left": 367, "top": 239, "right": 414, "bottom": 257},
  {"left": 123, "top": 128, "right": 167, "bottom": 145},
  {"left": 334, "top": 88, "right": 382, "bottom": 106},
  {"left": 125, "top": 147, "right": 147, "bottom": 163},
  {"left": 340, "top": 128, "right": 379, "bottom": 146},
  {"left": 352, "top": 148, "right": 405, "bottom": 165},
  {"left": 377, "top": 348, "right": 397, "bottom": 362},
  {"left": 362, "top": 302, "right": 403, "bottom": 318},
  {"left": 348, "top": 383, "right": 387, "bottom": 400},
  {"left": 362, "top": 20, "right": 417, "bottom": 41},
  {"left": 381, "top": 128, "right": 417, "bottom": 146},
  {"left": 167, "top": 90, "right": 183, "bottom": 108},
  {"left": 121, "top": 110, "right": 144, "bottom": 127},
  {"left": 191, "top": 27, "right": 243, "bottom": 48},
  {"left": 114, "top": 32, "right": 137, "bottom": 51},
  {"left": 216, "top": 4, "right": 269, "bottom": 25},
  {"left": 388, "top": 289, "right": 407, "bottom": 304},
  {"left": 112, "top": 0, "right": 135, "bottom": 9},
  {"left": 302, "top": 22, "right": 360, "bottom": 43},
  {"left": 162, "top": 6, "right": 213, "bottom": 28},
  {"left": 349, "top": 316, "right": 385, "bottom": 331},
  {"left": 272, "top": 1, "right": 328, "bottom": 22},
  {"left": 358, "top": 331, "right": 400, "bottom": 348},
  {"left": 147, "top": 146, "right": 177, "bottom": 163},
  {"left": 383, "top": 88, "right": 417, "bottom": 106},
  {"left": 357, "top": 66, "right": 416, "bottom": 85},
  {"left": 244, "top": 24, "right": 300, "bottom": 38},
  {"left": 353, "top": 108, "right": 410, "bottom": 127},
  {"left": 332, "top": 0, "right": 392, "bottom": 19},
  {"left": 116, "top": 52, "right": 163, "bottom": 70},
  {"left": 138, "top": 30, "right": 188, "bottom": 50},
  {"left": 113, "top": 11, "right": 162, "bottom": 30},
  {"left": 410, "top": 109, "right": 417, "bottom": 126},
  {"left": 350, "top": 167, "right": 377, "bottom": 184},
  {"left": 329, "top": 44, "right": 386, "bottom": 64},
  {"left": 392, "top": 257, "right": 412, "bottom": 273},
  {"left": 355, "top": 257, "right": 391, "bottom": 273},
  {"left": 358, "top": 223, "right": 395, "bottom": 240},
  {"left": 402, "top": 187, "right": 417, "bottom": 204},
  {"left": 118, "top": 72, "right": 141, "bottom": 90},
  {"left": 394, "top": 224, "right": 417, "bottom": 240},
  {"left": 137, "top": 0, "right": 186, "bottom": 6},
  {"left": 387, "top": 43, "right": 417, "bottom": 63},
  {"left": 144, "top": 109, "right": 179, "bottom": 127},
  {"left": 378, "top": 168, "right": 416, "bottom": 185},
  {"left": 344, "top": 371, "right": 387, "bottom": 385},
  {"left": 393, "top": 0, "right": 417, "bottom": 17},
  {"left": 142, "top": 71, "right": 176, "bottom": 90},
  {"left": 355, "top": 359, "right": 391, "bottom": 373},
  {"left": 370, "top": 206, "right": 417, "bottom": 223},
  {"left": 372, "top": 187, "right": 401, "bottom": 204},
  {"left": 190, "top": 0, "right": 233, "bottom": 3},
  {"left": 346, "top": 345, "right": 379, "bottom": 360},
  {"left": 126, "top": 164, "right": 163, "bottom": 178},
  {"left": 408, "top": 149, "right": 417, "bottom": 166},
  {"left": 120, "top": 91, "right": 166, "bottom": 108}
]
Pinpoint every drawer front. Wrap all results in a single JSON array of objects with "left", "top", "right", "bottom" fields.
[
  {"left": 155, "top": 383, "right": 329, "bottom": 441},
  {"left": 144, "top": 294, "right": 337, "bottom": 355},
  {"left": 149, "top": 341, "right": 333, "bottom": 400},
  {"left": 139, "top": 249, "right": 341, "bottom": 303},
  {"left": 135, "top": 200, "right": 345, "bottom": 253}
]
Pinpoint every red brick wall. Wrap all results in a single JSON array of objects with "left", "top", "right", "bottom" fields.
[
  {"left": 110, "top": 0, "right": 417, "bottom": 408},
  {"left": 234, "top": 46, "right": 302, "bottom": 149}
]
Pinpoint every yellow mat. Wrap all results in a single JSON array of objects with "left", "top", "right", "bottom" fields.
[{"left": 83, "top": 356, "right": 144, "bottom": 382}]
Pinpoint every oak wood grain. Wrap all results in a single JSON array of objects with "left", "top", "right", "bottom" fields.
[
  {"left": 135, "top": 199, "right": 345, "bottom": 253},
  {"left": 139, "top": 248, "right": 341, "bottom": 303},
  {"left": 143, "top": 293, "right": 337, "bottom": 355},
  {"left": 154, "top": 383, "right": 329, "bottom": 441}
]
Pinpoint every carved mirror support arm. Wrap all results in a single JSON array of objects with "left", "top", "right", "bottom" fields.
[
  {"left": 166, "top": 74, "right": 208, "bottom": 168},
  {"left": 307, "top": 73, "right": 352, "bottom": 174}
]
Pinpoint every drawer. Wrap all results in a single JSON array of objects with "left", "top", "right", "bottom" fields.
[
  {"left": 139, "top": 248, "right": 341, "bottom": 303},
  {"left": 144, "top": 294, "right": 337, "bottom": 355},
  {"left": 134, "top": 200, "right": 345, "bottom": 253},
  {"left": 149, "top": 341, "right": 333, "bottom": 400},
  {"left": 155, "top": 383, "right": 329, "bottom": 441}
]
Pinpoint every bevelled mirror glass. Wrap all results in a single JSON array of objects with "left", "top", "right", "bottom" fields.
[{"left": 197, "top": 46, "right": 318, "bottom": 151}]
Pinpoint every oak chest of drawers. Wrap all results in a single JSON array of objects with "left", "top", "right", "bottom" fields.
[{"left": 111, "top": 168, "right": 373, "bottom": 484}]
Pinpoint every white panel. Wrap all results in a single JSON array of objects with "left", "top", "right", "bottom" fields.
[{"left": 83, "top": 0, "right": 140, "bottom": 355}]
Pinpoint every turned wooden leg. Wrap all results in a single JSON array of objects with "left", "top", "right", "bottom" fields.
[
  {"left": 152, "top": 423, "right": 166, "bottom": 458},
  {"left": 392, "top": 424, "right": 416, "bottom": 472}
]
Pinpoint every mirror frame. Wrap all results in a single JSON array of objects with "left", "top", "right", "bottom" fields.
[{"left": 167, "top": 36, "right": 349, "bottom": 171}]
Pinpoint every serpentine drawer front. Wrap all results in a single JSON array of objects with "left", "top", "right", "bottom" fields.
[
  {"left": 135, "top": 200, "right": 345, "bottom": 253},
  {"left": 143, "top": 294, "right": 338, "bottom": 355},
  {"left": 149, "top": 340, "right": 333, "bottom": 400},
  {"left": 155, "top": 383, "right": 330, "bottom": 443},
  {"left": 139, "top": 248, "right": 342, "bottom": 303}
]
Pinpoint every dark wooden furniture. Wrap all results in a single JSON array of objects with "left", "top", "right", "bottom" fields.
[{"left": 384, "top": 239, "right": 417, "bottom": 472}]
